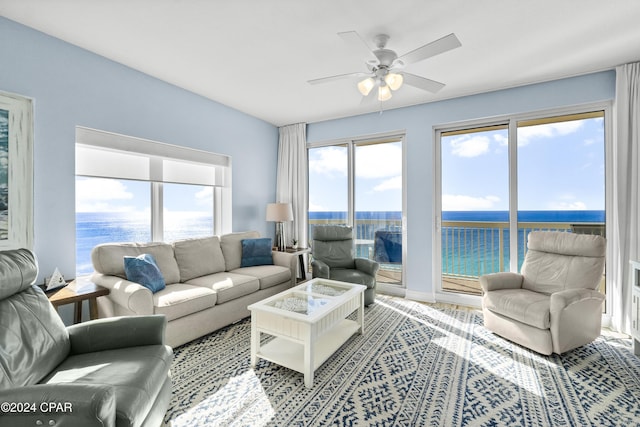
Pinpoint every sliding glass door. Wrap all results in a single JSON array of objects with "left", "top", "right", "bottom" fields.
[
  {"left": 437, "top": 109, "right": 606, "bottom": 298},
  {"left": 308, "top": 136, "right": 405, "bottom": 286},
  {"left": 440, "top": 125, "right": 510, "bottom": 295}
]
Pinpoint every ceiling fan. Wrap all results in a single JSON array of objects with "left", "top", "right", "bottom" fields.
[{"left": 308, "top": 31, "right": 461, "bottom": 101}]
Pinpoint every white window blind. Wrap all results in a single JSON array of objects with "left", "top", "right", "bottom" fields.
[{"left": 75, "top": 126, "right": 229, "bottom": 186}]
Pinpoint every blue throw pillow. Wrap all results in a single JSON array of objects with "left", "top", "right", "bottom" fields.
[
  {"left": 241, "top": 238, "right": 273, "bottom": 267},
  {"left": 124, "top": 253, "right": 166, "bottom": 293}
]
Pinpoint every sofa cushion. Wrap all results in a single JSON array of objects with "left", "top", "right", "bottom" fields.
[
  {"left": 42, "top": 345, "right": 172, "bottom": 427},
  {"left": 241, "top": 238, "right": 273, "bottom": 267},
  {"left": 483, "top": 288, "right": 551, "bottom": 329},
  {"left": 152, "top": 283, "right": 217, "bottom": 322},
  {"left": 186, "top": 272, "right": 260, "bottom": 304},
  {"left": 231, "top": 265, "right": 291, "bottom": 290},
  {"left": 220, "top": 231, "right": 260, "bottom": 271},
  {"left": 124, "top": 254, "right": 166, "bottom": 293},
  {"left": 173, "top": 236, "right": 226, "bottom": 282},
  {"left": 92, "top": 242, "right": 181, "bottom": 284}
]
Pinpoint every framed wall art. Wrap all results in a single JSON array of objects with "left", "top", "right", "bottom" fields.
[{"left": 0, "top": 91, "right": 33, "bottom": 250}]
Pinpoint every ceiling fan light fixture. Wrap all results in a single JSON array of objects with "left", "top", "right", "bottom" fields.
[
  {"left": 378, "top": 84, "right": 392, "bottom": 101},
  {"left": 357, "top": 77, "right": 375, "bottom": 96},
  {"left": 385, "top": 73, "right": 403, "bottom": 91}
]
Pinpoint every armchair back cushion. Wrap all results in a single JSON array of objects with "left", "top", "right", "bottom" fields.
[
  {"left": 91, "top": 242, "right": 181, "bottom": 284},
  {"left": 0, "top": 249, "right": 70, "bottom": 388},
  {"left": 521, "top": 232, "right": 606, "bottom": 295},
  {"left": 312, "top": 225, "right": 355, "bottom": 269}
]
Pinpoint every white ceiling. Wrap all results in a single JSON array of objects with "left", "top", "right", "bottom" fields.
[{"left": 2, "top": 0, "right": 640, "bottom": 126}]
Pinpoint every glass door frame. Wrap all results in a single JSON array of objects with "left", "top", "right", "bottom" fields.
[
  {"left": 307, "top": 131, "right": 407, "bottom": 291},
  {"left": 433, "top": 102, "right": 613, "bottom": 318}
]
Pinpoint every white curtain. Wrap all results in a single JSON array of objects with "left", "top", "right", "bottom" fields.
[
  {"left": 276, "top": 123, "right": 308, "bottom": 247},
  {"left": 611, "top": 62, "right": 640, "bottom": 333}
]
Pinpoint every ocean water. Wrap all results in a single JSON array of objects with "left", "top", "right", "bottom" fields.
[
  {"left": 76, "top": 212, "right": 212, "bottom": 275},
  {"left": 76, "top": 210, "right": 604, "bottom": 276}
]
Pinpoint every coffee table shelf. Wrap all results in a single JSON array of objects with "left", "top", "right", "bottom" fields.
[
  {"left": 248, "top": 278, "right": 365, "bottom": 388},
  {"left": 257, "top": 319, "right": 360, "bottom": 375}
]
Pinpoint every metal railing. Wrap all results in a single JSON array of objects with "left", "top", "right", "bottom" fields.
[
  {"left": 309, "top": 217, "right": 604, "bottom": 282},
  {"left": 442, "top": 220, "right": 605, "bottom": 279}
]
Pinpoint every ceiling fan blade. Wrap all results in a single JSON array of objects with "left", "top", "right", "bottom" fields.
[
  {"left": 338, "top": 31, "right": 378, "bottom": 63},
  {"left": 402, "top": 72, "right": 446, "bottom": 93},
  {"left": 307, "top": 72, "right": 369, "bottom": 85},
  {"left": 398, "top": 33, "right": 461, "bottom": 65}
]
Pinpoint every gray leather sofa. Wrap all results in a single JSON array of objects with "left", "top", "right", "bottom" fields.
[
  {"left": 480, "top": 231, "right": 606, "bottom": 355},
  {"left": 91, "top": 231, "right": 297, "bottom": 348},
  {"left": 0, "top": 248, "right": 172, "bottom": 427}
]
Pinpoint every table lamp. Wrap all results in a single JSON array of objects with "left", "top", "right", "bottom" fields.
[{"left": 266, "top": 202, "right": 294, "bottom": 251}]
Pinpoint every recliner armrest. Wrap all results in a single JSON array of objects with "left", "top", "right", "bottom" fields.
[
  {"left": 68, "top": 315, "right": 167, "bottom": 355},
  {"left": 479, "top": 272, "right": 523, "bottom": 292},
  {"left": 311, "top": 259, "right": 330, "bottom": 278},
  {"left": 354, "top": 258, "right": 380, "bottom": 277},
  {"left": 550, "top": 288, "right": 605, "bottom": 312},
  {"left": 0, "top": 383, "right": 116, "bottom": 427}
]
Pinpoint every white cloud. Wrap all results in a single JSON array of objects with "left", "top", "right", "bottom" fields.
[
  {"left": 76, "top": 177, "right": 135, "bottom": 212},
  {"left": 309, "top": 146, "right": 347, "bottom": 176},
  {"left": 309, "top": 144, "right": 402, "bottom": 179},
  {"left": 355, "top": 144, "right": 402, "bottom": 178},
  {"left": 450, "top": 135, "right": 490, "bottom": 158},
  {"left": 373, "top": 176, "right": 401, "bottom": 192},
  {"left": 195, "top": 187, "right": 213, "bottom": 205},
  {"left": 518, "top": 121, "right": 583, "bottom": 146},
  {"left": 442, "top": 194, "right": 501, "bottom": 210}
]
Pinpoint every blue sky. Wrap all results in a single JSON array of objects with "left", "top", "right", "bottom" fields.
[
  {"left": 75, "top": 178, "right": 213, "bottom": 214},
  {"left": 309, "top": 141, "right": 403, "bottom": 212},
  {"left": 77, "top": 117, "right": 603, "bottom": 215},
  {"left": 442, "top": 117, "right": 604, "bottom": 211}
]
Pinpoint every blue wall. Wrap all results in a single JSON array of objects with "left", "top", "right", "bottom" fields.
[
  {"left": 0, "top": 17, "right": 279, "bottom": 283},
  {"left": 307, "top": 71, "right": 616, "bottom": 299}
]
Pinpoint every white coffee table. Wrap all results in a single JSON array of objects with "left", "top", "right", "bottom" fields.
[{"left": 248, "top": 278, "right": 366, "bottom": 388}]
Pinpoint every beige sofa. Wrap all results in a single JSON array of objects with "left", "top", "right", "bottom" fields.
[{"left": 91, "top": 231, "right": 297, "bottom": 348}]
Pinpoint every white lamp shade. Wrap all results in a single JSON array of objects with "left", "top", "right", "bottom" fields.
[
  {"left": 385, "top": 73, "right": 404, "bottom": 91},
  {"left": 266, "top": 203, "right": 293, "bottom": 222},
  {"left": 378, "top": 84, "right": 392, "bottom": 101},
  {"left": 357, "top": 77, "right": 375, "bottom": 96}
]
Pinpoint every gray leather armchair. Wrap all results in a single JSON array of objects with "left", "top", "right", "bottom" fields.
[
  {"left": 311, "top": 225, "right": 379, "bottom": 306},
  {"left": 480, "top": 231, "right": 606, "bottom": 355},
  {"left": 0, "top": 249, "right": 173, "bottom": 427}
]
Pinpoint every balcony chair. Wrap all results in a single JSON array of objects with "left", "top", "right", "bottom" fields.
[
  {"left": 311, "top": 225, "right": 379, "bottom": 306},
  {"left": 373, "top": 229, "right": 402, "bottom": 264},
  {"left": 0, "top": 248, "right": 173, "bottom": 427},
  {"left": 480, "top": 231, "right": 606, "bottom": 355}
]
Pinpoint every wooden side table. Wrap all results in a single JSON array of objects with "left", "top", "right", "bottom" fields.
[
  {"left": 47, "top": 281, "right": 109, "bottom": 324},
  {"left": 284, "top": 247, "right": 311, "bottom": 281}
]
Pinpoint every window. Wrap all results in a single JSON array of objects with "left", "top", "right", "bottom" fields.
[
  {"left": 308, "top": 135, "right": 405, "bottom": 286},
  {"left": 75, "top": 127, "right": 230, "bottom": 276},
  {"left": 436, "top": 109, "right": 607, "bottom": 302}
]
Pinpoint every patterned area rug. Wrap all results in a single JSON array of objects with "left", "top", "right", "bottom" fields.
[{"left": 163, "top": 296, "right": 640, "bottom": 426}]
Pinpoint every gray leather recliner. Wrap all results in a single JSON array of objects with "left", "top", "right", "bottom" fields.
[
  {"left": 311, "top": 225, "right": 379, "bottom": 306},
  {"left": 480, "top": 231, "right": 606, "bottom": 355},
  {"left": 0, "top": 248, "right": 173, "bottom": 427}
]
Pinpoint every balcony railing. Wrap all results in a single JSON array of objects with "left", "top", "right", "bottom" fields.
[
  {"left": 442, "top": 220, "right": 605, "bottom": 295},
  {"left": 308, "top": 217, "right": 605, "bottom": 293}
]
